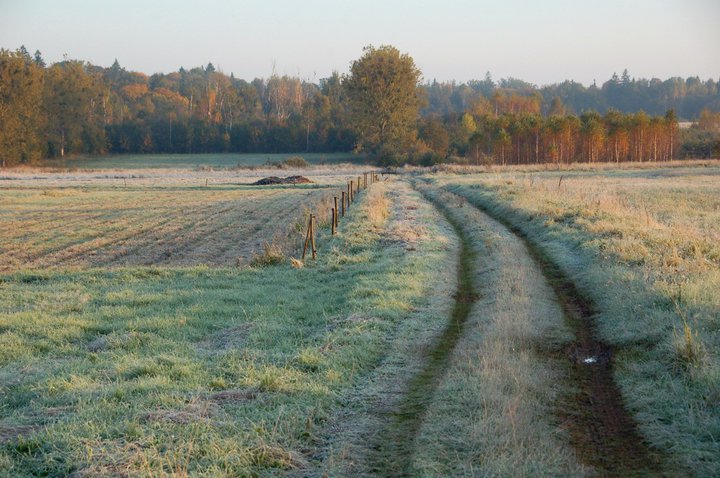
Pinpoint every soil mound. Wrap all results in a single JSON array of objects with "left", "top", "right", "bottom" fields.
[{"left": 252, "top": 175, "right": 313, "bottom": 185}]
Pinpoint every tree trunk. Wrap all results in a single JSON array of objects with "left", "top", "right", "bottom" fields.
[
  {"left": 306, "top": 120, "right": 311, "bottom": 152},
  {"left": 615, "top": 138, "right": 619, "bottom": 163},
  {"left": 653, "top": 134, "right": 658, "bottom": 162}
]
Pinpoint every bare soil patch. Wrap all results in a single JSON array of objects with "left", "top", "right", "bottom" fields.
[
  {"left": 251, "top": 175, "right": 313, "bottom": 185},
  {"left": 208, "top": 389, "right": 258, "bottom": 403}
]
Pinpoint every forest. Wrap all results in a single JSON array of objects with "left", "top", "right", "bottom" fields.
[{"left": 1, "top": 45, "right": 719, "bottom": 166}]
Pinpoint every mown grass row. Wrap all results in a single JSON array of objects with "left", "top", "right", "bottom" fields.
[
  {"left": 0, "top": 185, "right": 334, "bottom": 271},
  {"left": 316, "top": 180, "right": 460, "bottom": 477},
  {"left": 0, "top": 181, "right": 454, "bottom": 477},
  {"left": 431, "top": 167, "right": 719, "bottom": 476}
]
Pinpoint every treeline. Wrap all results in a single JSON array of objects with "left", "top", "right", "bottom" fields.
[
  {"left": 1, "top": 46, "right": 719, "bottom": 166},
  {"left": 0, "top": 47, "right": 355, "bottom": 165},
  {"left": 426, "top": 110, "right": 681, "bottom": 166},
  {"left": 423, "top": 71, "right": 720, "bottom": 119}
]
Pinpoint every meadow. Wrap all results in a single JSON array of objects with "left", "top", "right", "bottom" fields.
[
  {"left": 425, "top": 164, "right": 720, "bottom": 475},
  {"left": 47, "top": 153, "right": 363, "bottom": 170},
  {"left": 0, "top": 170, "right": 460, "bottom": 477},
  {"left": 0, "top": 183, "right": 334, "bottom": 272},
  {"left": 1, "top": 160, "right": 719, "bottom": 476}
]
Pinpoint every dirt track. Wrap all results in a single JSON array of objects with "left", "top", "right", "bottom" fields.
[
  {"left": 434, "top": 183, "right": 662, "bottom": 475},
  {"left": 369, "top": 184, "right": 477, "bottom": 477},
  {"left": 367, "top": 179, "right": 662, "bottom": 476}
]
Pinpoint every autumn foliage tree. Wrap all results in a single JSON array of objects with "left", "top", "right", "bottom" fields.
[
  {"left": 344, "top": 45, "right": 423, "bottom": 162},
  {"left": 0, "top": 48, "right": 44, "bottom": 165},
  {"left": 0, "top": 45, "right": 718, "bottom": 166}
]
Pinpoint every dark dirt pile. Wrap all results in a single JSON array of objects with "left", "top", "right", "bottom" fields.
[{"left": 252, "top": 175, "right": 313, "bottom": 185}]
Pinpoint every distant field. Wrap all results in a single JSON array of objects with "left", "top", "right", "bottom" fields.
[
  {"left": 46, "top": 152, "right": 364, "bottom": 170},
  {"left": 0, "top": 183, "right": 334, "bottom": 272}
]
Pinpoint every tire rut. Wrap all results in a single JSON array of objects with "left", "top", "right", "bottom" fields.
[
  {"left": 369, "top": 183, "right": 477, "bottom": 477},
  {"left": 443, "top": 184, "right": 663, "bottom": 476}
]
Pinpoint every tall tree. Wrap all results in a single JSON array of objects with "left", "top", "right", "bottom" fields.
[
  {"left": 43, "top": 61, "right": 104, "bottom": 157},
  {"left": 344, "top": 45, "right": 423, "bottom": 161},
  {"left": 0, "top": 48, "right": 45, "bottom": 165}
]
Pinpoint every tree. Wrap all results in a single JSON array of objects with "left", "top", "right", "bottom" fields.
[
  {"left": 0, "top": 48, "right": 45, "bottom": 165},
  {"left": 549, "top": 96, "right": 566, "bottom": 116},
  {"left": 493, "top": 126, "right": 511, "bottom": 165},
  {"left": 44, "top": 61, "right": 104, "bottom": 157},
  {"left": 604, "top": 109, "right": 629, "bottom": 162},
  {"left": 344, "top": 45, "right": 423, "bottom": 161},
  {"left": 33, "top": 50, "right": 45, "bottom": 68},
  {"left": 580, "top": 111, "right": 604, "bottom": 162},
  {"left": 418, "top": 117, "right": 450, "bottom": 156}
]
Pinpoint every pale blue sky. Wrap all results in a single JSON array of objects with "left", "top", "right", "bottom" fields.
[{"left": 2, "top": 0, "right": 718, "bottom": 85}]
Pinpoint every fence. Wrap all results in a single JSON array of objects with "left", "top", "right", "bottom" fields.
[{"left": 302, "top": 171, "right": 382, "bottom": 260}]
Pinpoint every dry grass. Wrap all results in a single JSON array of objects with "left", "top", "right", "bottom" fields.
[
  {"left": 318, "top": 180, "right": 459, "bottom": 477},
  {"left": 249, "top": 242, "right": 285, "bottom": 268},
  {"left": 0, "top": 183, "right": 335, "bottom": 272},
  {"left": 411, "top": 183, "right": 588, "bottom": 477},
  {"left": 364, "top": 184, "right": 391, "bottom": 227},
  {"left": 0, "top": 172, "right": 453, "bottom": 477},
  {"left": 432, "top": 164, "right": 720, "bottom": 474},
  {"left": 417, "top": 158, "right": 720, "bottom": 175}
]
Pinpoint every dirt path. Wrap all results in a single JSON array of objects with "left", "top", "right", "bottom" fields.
[
  {"left": 369, "top": 187, "right": 477, "bottom": 477},
  {"left": 437, "top": 183, "right": 662, "bottom": 476}
]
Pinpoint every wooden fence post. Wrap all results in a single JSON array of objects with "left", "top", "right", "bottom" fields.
[
  {"left": 310, "top": 214, "right": 317, "bottom": 259},
  {"left": 331, "top": 208, "right": 336, "bottom": 235},
  {"left": 341, "top": 191, "right": 346, "bottom": 217},
  {"left": 334, "top": 196, "right": 339, "bottom": 226},
  {"left": 357, "top": 176, "right": 361, "bottom": 193},
  {"left": 302, "top": 214, "right": 312, "bottom": 259},
  {"left": 350, "top": 180, "right": 354, "bottom": 202}
]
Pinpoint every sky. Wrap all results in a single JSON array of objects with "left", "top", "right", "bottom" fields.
[{"left": 2, "top": 0, "right": 718, "bottom": 86}]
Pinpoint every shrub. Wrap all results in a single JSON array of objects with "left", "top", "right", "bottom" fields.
[
  {"left": 249, "top": 243, "right": 285, "bottom": 267},
  {"left": 281, "top": 156, "right": 309, "bottom": 168}
]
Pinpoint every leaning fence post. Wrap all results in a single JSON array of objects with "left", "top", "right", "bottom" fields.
[
  {"left": 302, "top": 214, "right": 312, "bottom": 260},
  {"left": 310, "top": 214, "right": 317, "bottom": 260}
]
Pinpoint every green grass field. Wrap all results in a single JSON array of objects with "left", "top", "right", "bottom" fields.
[
  {"left": 1, "top": 161, "right": 719, "bottom": 476},
  {"left": 0, "top": 177, "right": 458, "bottom": 477},
  {"left": 45, "top": 153, "right": 363, "bottom": 170}
]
